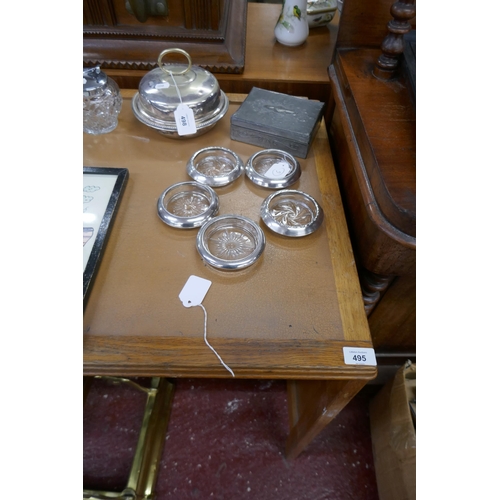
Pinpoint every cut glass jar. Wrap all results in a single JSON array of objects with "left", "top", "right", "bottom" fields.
[{"left": 83, "top": 67, "right": 122, "bottom": 134}]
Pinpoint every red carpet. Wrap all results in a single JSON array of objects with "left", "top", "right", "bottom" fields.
[{"left": 84, "top": 377, "right": 380, "bottom": 499}]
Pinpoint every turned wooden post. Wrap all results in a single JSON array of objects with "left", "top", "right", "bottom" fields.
[
  {"left": 358, "top": 267, "right": 394, "bottom": 316},
  {"left": 373, "top": 0, "right": 416, "bottom": 81}
]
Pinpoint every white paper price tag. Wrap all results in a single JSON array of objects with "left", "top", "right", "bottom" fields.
[
  {"left": 264, "top": 161, "right": 291, "bottom": 179},
  {"left": 343, "top": 347, "right": 377, "bottom": 366},
  {"left": 179, "top": 275, "right": 212, "bottom": 307},
  {"left": 174, "top": 104, "right": 197, "bottom": 136}
]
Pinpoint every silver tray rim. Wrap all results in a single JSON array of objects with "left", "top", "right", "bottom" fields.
[{"left": 131, "top": 91, "right": 229, "bottom": 138}]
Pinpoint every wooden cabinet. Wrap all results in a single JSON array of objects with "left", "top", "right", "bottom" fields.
[{"left": 327, "top": 0, "right": 416, "bottom": 359}]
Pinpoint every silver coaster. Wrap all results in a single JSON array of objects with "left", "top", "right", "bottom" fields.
[
  {"left": 196, "top": 215, "right": 266, "bottom": 270},
  {"left": 245, "top": 149, "right": 301, "bottom": 189},
  {"left": 260, "top": 189, "right": 323, "bottom": 237},
  {"left": 157, "top": 181, "right": 219, "bottom": 229},
  {"left": 187, "top": 147, "right": 244, "bottom": 187}
]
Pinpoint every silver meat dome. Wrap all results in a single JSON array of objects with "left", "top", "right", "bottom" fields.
[{"left": 132, "top": 48, "right": 229, "bottom": 138}]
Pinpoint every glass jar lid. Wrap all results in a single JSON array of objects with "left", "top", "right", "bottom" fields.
[
  {"left": 83, "top": 67, "right": 108, "bottom": 97},
  {"left": 137, "top": 49, "right": 222, "bottom": 123}
]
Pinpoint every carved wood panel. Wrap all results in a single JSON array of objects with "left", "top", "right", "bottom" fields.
[{"left": 83, "top": 0, "right": 246, "bottom": 73}]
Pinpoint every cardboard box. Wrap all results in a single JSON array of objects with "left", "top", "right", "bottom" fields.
[
  {"left": 230, "top": 87, "right": 324, "bottom": 159},
  {"left": 370, "top": 361, "right": 416, "bottom": 500}
]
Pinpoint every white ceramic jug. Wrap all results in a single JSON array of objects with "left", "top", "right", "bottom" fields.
[{"left": 274, "top": 0, "right": 309, "bottom": 47}]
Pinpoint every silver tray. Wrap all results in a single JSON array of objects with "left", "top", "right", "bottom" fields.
[
  {"left": 196, "top": 215, "right": 266, "bottom": 270},
  {"left": 187, "top": 147, "right": 244, "bottom": 187},
  {"left": 157, "top": 181, "right": 219, "bottom": 228},
  {"left": 245, "top": 149, "right": 301, "bottom": 189},
  {"left": 260, "top": 190, "right": 324, "bottom": 237},
  {"left": 131, "top": 91, "right": 229, "bottom": 139}
]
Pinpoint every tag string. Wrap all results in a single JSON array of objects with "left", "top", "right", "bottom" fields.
[
  {"left": 168, "top": 70, "right": 183, "bottom": 104},
  {"left": 198, "top": 304, "right": 235, "bottom": 377}
]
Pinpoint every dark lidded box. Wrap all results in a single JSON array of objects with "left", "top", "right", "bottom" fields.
[{"left": 230, "top": 87, "right": 325, "bottom": 159}]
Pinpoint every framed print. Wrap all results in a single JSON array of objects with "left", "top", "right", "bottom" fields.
[{"left": 83, "top": 166, "right": 129, "bottom": 300}]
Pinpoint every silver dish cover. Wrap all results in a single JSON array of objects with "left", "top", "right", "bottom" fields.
[
  {"left": 157, "top": 181, "right": 219, "bottom": 229},
  {"left": 196, "top": 215, "right": 266, "bottom": 271},
  {"left": 260, "top": 189, "right": 324, "bottom": 237},
  {"left": 131, "top": 92, "right": 228, "bottom": 139},
  {"left": 135, "top": 48, "right": 226, "bottom": 127}
]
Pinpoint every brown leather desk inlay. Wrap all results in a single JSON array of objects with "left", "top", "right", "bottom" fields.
[{"left": 83, "top": 91, "right": 375, "bottom": 458}]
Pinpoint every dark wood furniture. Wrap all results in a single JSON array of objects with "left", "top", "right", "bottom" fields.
[
  {"left": 327, "top": 0, "right": 416, "bottom": 360},
  {"left": 83, "top": 91, "right": 376, "bottom": 460}
]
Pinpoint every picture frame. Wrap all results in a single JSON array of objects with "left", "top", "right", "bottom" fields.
[
  {"left": 83, "top": 166, "right": 129, "bottom": 301},
  {"left": 83, "top": 0, "right": 247, "bottom": 76}
]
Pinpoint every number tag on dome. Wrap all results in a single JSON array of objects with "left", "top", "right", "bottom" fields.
[{"left": 174, "top": 104, "right": 197, "bottom": 136}]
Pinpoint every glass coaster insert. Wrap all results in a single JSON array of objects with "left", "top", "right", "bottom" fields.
[
  {"left": 196, "top": 215, "right": 266, "bottom": 270},
  {"left": 157, "top": 181, "right": 219, "bottom": 229},
  {"left": 245, "top": 149, "right": 301, "bottom": 189},
  {"left": 187, "top": 147, "right": 244, "bottom": 187},
  {"left": 260, "top": 189, "right": 324, "bottom": 237}
]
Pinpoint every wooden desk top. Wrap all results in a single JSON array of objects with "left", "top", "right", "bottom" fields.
[{"left": 83, "top": 91, "right": 374, "bottom": 380}]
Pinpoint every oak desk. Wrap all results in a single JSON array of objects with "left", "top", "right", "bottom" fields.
[{"left": 83, "top": 91, "right": 376, "bottom": 459}]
